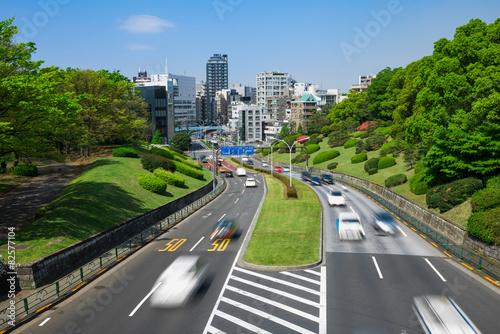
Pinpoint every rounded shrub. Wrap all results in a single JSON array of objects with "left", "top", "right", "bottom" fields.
[
  {"left": 409, "top": 171, "right": 430, "bottom": 195},
  {"left": 174, "top": 161, "right": 205, "bottom": 180},
  {"left": 414, "top": 160, "right": 425, "bottom": 174},
  {"left": 313, "top": 150, "right": 340, "bottom": 165},
  {"left": 13, "top": 164, "right": 38, "bottom": 176},
  {"left": 485, "top": 175, "right": 500, "bottom": 189},
  {"left": 305, "top": 144, "right": 320, "bottom": 155},
  {"left": 426, "top": 177, "right": 484, "bottom": 213},
  {"left": 467, "top": 207, "right": 500, "bottom": 244},
  {"left": 112, "top": 147, "right": 139, "bottom": 158},
  {"left": 470, "top": 188, "right": 500, "bottom": 213},
  {"left": 343, "top": 139, "right": 357, "bottom": 149},
  {"left": 378, "top": 156, "right": 396, "bottom": 169},
  {"left": 140, "top": 154, "right": 176, "bottom": 172},
  {"left": 137, "top": 174, "right": 166, "bottom": 194},
  {"left": 327, "top": 162, "right": 338, "bottom": 170},
  {"left": 292, "top": 154, "right": 307, "bottom": 164},
  {"left": 153, "top": 168, "right": 185, "bottom": 187},
  {"left": 351, "top": 152, "right": 367, "bottom": 164},
  {"left": 364, "top": 158, "right": 379, "bottom": 174},
  {"left": 385, "top": 174, "right": 407, "bottom": 188},
  {"left": 150, "top": 147, "right": 174, "bottom": 160}
]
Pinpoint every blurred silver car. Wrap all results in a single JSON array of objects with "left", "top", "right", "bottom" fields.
[
  {"left": 372, "top": 211, "right": 397, "bottom": 234},
  {"left": 150, "top": 256, "right": 208, "bottom": 308}
]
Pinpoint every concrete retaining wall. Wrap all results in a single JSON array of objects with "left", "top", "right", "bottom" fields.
[{"left": 17, "top": 180, "right": 215, "bottom": 289}]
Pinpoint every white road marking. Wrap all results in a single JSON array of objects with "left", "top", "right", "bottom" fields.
[
  {"left": 190, "top": 237, "right": 204, "bottom": 251},
  {"left": 234, "top": 198, "right": 239, "bottom": 204},
  {"left": 424, "top": 258, "right": 447, "bottom": 282},
  {"left": 320, "top": 266, "right": 327, "bottom": 334},
  {"left": 129, "top": 282, "right": 162, "bottom": 317},
  {"left": 397, "top": 226, "right": 408, "bottom": 237},
  {"left": 280, "top": 271, "right": 321, "bottom": 285},
  {"left": 372, "top": 256, "right": 384, "bottom": 279},
  {"left": 218, "top": 213, "right": 226, "bottom": 222},
  {"left": 39, "top": 318, "right": 51, "bottom": 326}
]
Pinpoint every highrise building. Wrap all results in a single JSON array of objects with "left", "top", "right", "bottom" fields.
[
  {"left": 256, "top": 71, "right": 292, "bottom": 120},
  {"left": 206, "top": 54, "right": 228, "bottom": 122}
]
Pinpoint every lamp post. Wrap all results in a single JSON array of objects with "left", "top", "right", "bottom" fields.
[
  {"left": 269, "top": 136, "right": 309, "bottom": 187},
  {"left": 269, "top": 140, "right": 281, "bottom": 177}
]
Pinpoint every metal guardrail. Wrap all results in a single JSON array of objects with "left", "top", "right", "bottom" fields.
[
  {"left": 327, "top": 174, "right": 500, "bottom": 281},
  {"left": 0, "top": 177, "right": 227, "bottom": 331}
]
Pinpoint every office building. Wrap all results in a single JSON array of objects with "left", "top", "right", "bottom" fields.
[
  {"left": 256, "top": 71, "right": 292, "bottom": 120},
  {"left": 206, "top": 54, "right": 228, "bottom": 121}
]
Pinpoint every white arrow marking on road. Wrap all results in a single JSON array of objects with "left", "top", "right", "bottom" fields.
[{"left": 203, "top": 213, "right": 212, "bottom": 219}]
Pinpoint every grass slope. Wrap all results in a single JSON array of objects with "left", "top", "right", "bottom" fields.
[{"left": 0, "top": 157, "right": 212, "bottom": 263}]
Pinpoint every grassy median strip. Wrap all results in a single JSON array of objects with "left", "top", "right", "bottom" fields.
[{"left": 243, "top": 174, "right": 321, "bottom": 266}]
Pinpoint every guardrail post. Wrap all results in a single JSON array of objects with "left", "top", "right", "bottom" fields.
[
  {"left": 100, "top": 256, "right": 103, "bottom": 269},
  {"left": 56, "top": 282, "right": 60, "bottom": 297},
  {"left": 115, "top": 247, "right": 119, "bottom": 259},
  {"left": 80, "top": 267, "right": 84, "bottom": 281},
  {"left": 24, "top": 299, "right": 29, "bottom": 315},
  {"left": 478, "top": 257, "right": 482, "bottom": 270},
  {"left": 460, "top": 248, "right": 463, "bottom": 259}
]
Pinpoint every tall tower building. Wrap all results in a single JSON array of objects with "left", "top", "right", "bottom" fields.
[{"left": 206, "top": 54, "right": 228, "bottom": 122}]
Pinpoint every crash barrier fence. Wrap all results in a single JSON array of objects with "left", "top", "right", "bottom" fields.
[
  {"left": 0, "top": 177, "right": 226, "bottom": 331},
  {"left": 302, "top": 167, "right": 500, "bottom": 282}
]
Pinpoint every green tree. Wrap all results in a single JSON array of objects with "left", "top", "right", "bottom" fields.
[
  {"left": 326, "top": 90, "right": 369, "bottom": 126},
  {"left": 152, "top": 129, "right": 162, "bottom": 144},
  {"left": 170, "top": 132, "right": 191, "bottom": 151},
  {"left": 367, "top": 67, "right": 401, "bottom": 120},
  {"left": 297, "top": 123, "right": 304, "bottom": 134}
]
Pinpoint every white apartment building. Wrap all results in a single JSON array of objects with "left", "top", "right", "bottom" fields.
[
  {"left": 230, "top": 104, "right": 264, "bottom": 143},
  {"left": 256, "top": 71, "right": 292, "bottom": 120}
]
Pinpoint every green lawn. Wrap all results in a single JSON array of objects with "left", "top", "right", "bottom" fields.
[
  {"left": 0, "top": 156, "right": 212, "bottom": 263},
  {"left": 243, "top": 174, "right": 321, "bottom": 266}
]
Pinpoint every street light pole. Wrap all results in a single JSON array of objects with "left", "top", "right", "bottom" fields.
[{"left": 269, "top": 137, "right": 309, "bottom": 187}]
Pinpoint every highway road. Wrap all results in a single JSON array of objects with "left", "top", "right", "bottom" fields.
[{"left": 12, "top": 145, "right": 500, "bottom": 333}]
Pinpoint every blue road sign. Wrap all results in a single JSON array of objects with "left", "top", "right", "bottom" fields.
[
  {"left": 233, "top": 146, "right": 244, "bottom": 155},
  {"left": 244, "top": 146, "right": 254, "bottom": 155},
  {"left": 221, "top": 146, "right": 231, "bottom": 155}
]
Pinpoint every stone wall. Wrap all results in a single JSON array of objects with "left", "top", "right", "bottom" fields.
[
  {"left": 464, "top": 235, "right": 500, "bottom": 262},
  {"left": 17, "top": 180, "right": 215, "bottom": 289}
]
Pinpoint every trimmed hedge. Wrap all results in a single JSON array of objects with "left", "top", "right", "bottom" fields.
[
  {"left": 305, "top": 144, "right": 320, "bottom": 155},
  {"left": 378, "top": 156, "right": 396, "bottom": 169},
  {"left": 137, "top": 174, "right": 166, "bottom": 194},
  {"left": 153, "top": 168, "right": 185, "bottom": 187},
  {"left": 313, "top": 150, "right": 340, "bottom": 165},
  {"left": 174, "top": 160, "right": 205, "bottom": 180},
  {"left": 169, "top": 147, "right": 185, "bottom": 156},
  {"left": 385, "top": 174, "right": 407, "bottom": 188},
  {"left": 351, "top": 152, "right": 367, "bottom": 164},
  {"left": 470, "top": 188, "right": 500, "bottom": 213},
  {"left": 112, "top": 147, "right": 139, "bottom": 158},
  {"left": 343, "top": 138, "right": 357, "bottom": 149},
  {"left": 13, "top": 164, "right": 38, "bottom": 176},
  {"left": 426, "top": 177, "right": 484, "bottom": 213},
  {"left": 467, "top": 207, "right": 500, "bottom": 244},
  {"left": 291, "top": 154, "right": 308, "bottom": 164},
  {"left": 271, "top": 170, "right": 297, "bottom": 198},
  {"left": 150, "top": 147, "right": 174, "bottom": 160},
  {"left": 327, "top": 162, "right": 338, "bottom": 170},
  {"left": 409, "top": 171, "right": 429, "bottom": 195},
  {"left": 364, "top": 158, "right": 379, "bottom": 174},
  {"left": 140, "top": 154, "right": 176, "bottom": 172},
  {"left": 174, "top": 155, "right": 202, "bottom": 170}
]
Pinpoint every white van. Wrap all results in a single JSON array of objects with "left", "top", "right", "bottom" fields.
[{"left": 236, "top": 168, "right": 246, "bottom": 176}]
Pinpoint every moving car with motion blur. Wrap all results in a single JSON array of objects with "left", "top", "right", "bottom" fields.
[
  {"left": 225, "top": 170, "right": 233, "bottom": 177},
  {"left": 321, "top": 174, "right": 334, "bottom": 184},
  {"left": 372, "top": 211, "right": 397, "bottom": 234},
  {"left": 301, "top": 171, "right": 312, "bottom": 181},
  {"left": 336, "top": 212, "right": 365, "bottom": 241},
  {"left": 310, "top": 176, "right": 322, "bottom": 186},
  {"left": 245, "top": 177, "right": 256, "bottom": 187},
  {"left": 413, "top": 295, "right": 482, "bottom": 334},
  {"left": 282, "top": 166, "right": 290, "bottom": 172},
  {"left": 327, "top": 190, "right": 346, "bottom": 206},
  {"left": 274, "top": 165, "right": 282, "bottom": 173},
  {"left": 210, "top": 219, "right": 239, "bottom": 240},
  {"left": 236, "top": 167, "right": 246, "bottom": 176},
  {"left": 150, "top": 255, "right": 208, "bottom": 308}
]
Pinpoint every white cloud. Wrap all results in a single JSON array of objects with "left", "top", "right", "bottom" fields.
[
  {"left": 125, "top": 43, "right": 155, "bottom": 51},
  {"left": 118, "top": 15, "right": 175, "bottom": 33}
]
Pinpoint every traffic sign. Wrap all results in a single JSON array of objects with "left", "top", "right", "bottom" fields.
[
  {"left": 221, "top": 147, "right": 231, "bottom": 155},
  {"left": 244, "top": 146, "right": 254, "bottom": 155},
  {"left": 233, "top": 146, "right": 244, "bottom": 155}
]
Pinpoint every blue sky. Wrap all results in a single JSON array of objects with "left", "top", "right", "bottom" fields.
[{"left": 2, "top": 0, "right": 500, "bottom": 92}]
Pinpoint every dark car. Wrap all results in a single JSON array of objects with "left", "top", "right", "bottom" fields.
[
  {"left": 246, "top": 159, "right": 253, "bottom": 165},
  {"left": 310, "top": 176, "right": 322, "bottom": 186},
  {"left": 322, "top": 174, "right": 334, "bottom": 184},
  {"left": 225, "top": 171, "right": 233, "bottom": 177},
  {"left": 302, "top": 171, "right": 312, "bottom": 181}
]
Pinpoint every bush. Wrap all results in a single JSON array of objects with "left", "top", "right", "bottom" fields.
[
  {"left": 373, "top": 126, "right": 392, "bottom": 135},
  {"left": 327, "top": 162, "right": 338, "bottom": 170},
  {"left": 470, "top": 188, "right": 500, "bottom": 213},
  {"left": 409, "top": 171, "right": 430, "bottom": 195},
  {"left": 174, "top": 161, "right": 205, "bottom": 180},
  {"left": 426, "top": 177, "right": 484, "bottom": 213},
  {"left": 305, "top": 144, "right": 320, "bottom": 154},
  {"left": 153, "top": 169, "right": 185, "bottom": 187},
  {"left": 378, "top": 156, "right": 396, "bottom": 169},
  {"left": 414, "top": 160, "right": 425, "bottom": 174},
  {"left": 365, "top": 133, "right": 387, "bottom": 151},
  {"left": 168, "top": 147, "right": 185, "bottom": 157},
  {"left": 485, "top": 175, "right": 500, "bottom": 188},
  {"left": 13, "top": 164, "right": 38, "bottom": 176},
  {"left": 150, "top": 147, "right": 174, "bottom": 160},
  {"left": 313, "top": 150, "right": 340, "bottom": 165},
  {"left": 291, "top": 154, "right": 308, "bottom": 164},
  {"left": 112, "top": 147, "right": 139, "bottom": 158},
  {"left": 174, "top": 155, "right": 202, "bottom": 170},
  {"left": 140, "top": 154, "right": 176, "bottom": 172},
  {"left": 343, "top": 138, "right": 357, "bottom": 149},
  {"left": 385, "top": 174, "right": 407, "bottom": 188},
  {"left": 351, "top": 152, "right": 367, "bottom": 164},
  {"left": 271, "top": 171, "right": 297, "bottom": 198},
  {"left": 137, "top": 174, "right": 166, "bottom": 194},
  {"left": 467, "top": 207, "right": 500, "bottom": 244},
  {"left": 364, "top": 158, "right": 379, "bottom": 174}
]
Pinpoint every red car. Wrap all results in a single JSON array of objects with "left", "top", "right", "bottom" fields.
[{"left": 274, "top": 165, "right": 282, "bottom": 173}]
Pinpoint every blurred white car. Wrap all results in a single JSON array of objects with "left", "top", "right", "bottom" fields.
[
  {"left": 261, "top": 162, "right": 269, "bottom": 167},
  {"left": 413, "top": 295, "right": 482, "bottom": 334},
  {"left": 282, "top": 166, "right": 290, "bottom": 172},
  {"left": 150, "top": 256, "right": 208, "bottom": 308},
  {"left": 336, "top": 212, "right": 365, "bottom": 241},
  {"left": 328, "top": 190, "right": 346, "bottom": 206},
  {"left": 236, "top": 168, "right": 246, "bottom": 176},
  {"left": 245, "top": 177, "right": 256, "bottom": 187}
]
